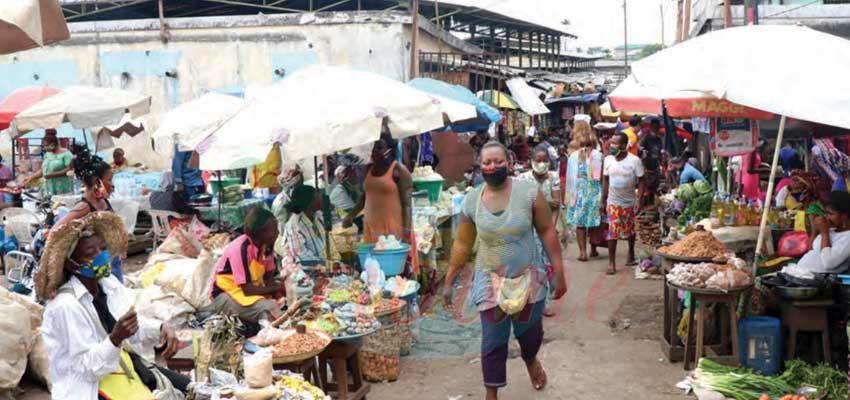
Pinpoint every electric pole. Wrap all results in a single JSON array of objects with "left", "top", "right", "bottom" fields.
[
  {"left": 724, "top": 0, "right": 732, "bottom": 28},
  {"left": 623, "top": 0, "right": 629, "bottom": 77},
  {"left": 409, "top": 0, "right": 420, "bottom": 80}
]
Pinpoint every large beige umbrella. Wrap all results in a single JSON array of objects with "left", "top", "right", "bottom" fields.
[{"left": 0, "top": 0, "right": 70, "bottom": 55}]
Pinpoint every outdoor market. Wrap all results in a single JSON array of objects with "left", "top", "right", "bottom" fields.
[{"left": 3, "top": 1, "right": 850, "bottom": 400}]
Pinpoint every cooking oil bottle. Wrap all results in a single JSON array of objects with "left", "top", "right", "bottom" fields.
[
  {"left": 736, "top": 197, "right": 749, "bottom": 227},
  {"left": 724, "top": 195, "right": 737, "bottom": 227},
  {"left": 711, "top": 192, "right": 724, "bottom": 227}
]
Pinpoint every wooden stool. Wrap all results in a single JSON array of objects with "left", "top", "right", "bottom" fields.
[
  {"left": 274, "top": 356, "right": 323, "bottom": 390},
  {"left": 318, "top": 341, "right": 370, "bottom": 400},
  {"left": 780, "top": 298, "right": 833, "bottom": 365},
  {"left": 680, "top": 285, "right": 748, "bottom": 370}
]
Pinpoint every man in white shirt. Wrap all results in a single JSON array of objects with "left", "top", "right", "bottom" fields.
[
  {"left": 601, "top": 131, "right": 645, "bottom": 275},
  {"left": 796, "top": 191, "right": 850, "bottom": 274}
]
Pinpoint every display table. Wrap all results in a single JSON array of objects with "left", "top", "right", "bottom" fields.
[
  {"left": 706, "top": 225, "right": 774, "bottom": 255},
  {"left": 780, "top": 298, "right": 834, "bottom": 364},
  {"left": 197, "top": 198, "right": 267, "bottom": 229}
]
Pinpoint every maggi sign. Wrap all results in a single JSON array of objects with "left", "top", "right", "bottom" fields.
[{"left": 691, "top": 100, "right": 746, "bottom": 115}]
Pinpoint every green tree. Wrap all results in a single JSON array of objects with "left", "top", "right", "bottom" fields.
[{"left": 635, "top": 43, "right": 664, "bottom": 60}]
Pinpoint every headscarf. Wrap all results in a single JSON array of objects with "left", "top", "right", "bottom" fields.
[{"left": 285, "top": 185, "right": 318, "bottom": 215}]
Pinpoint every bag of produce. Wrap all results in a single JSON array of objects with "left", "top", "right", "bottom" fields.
[
  {"left": 778, "top": 231, "right": 810, "bottom": 258},
  {"left": 359, "top": 324, "right": 403, "bottom": 382},
  {"left": 243, "top": 349, "right": 273, "bottom": 389}
]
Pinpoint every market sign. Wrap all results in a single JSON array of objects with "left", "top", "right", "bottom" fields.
[
  {"left": 710, "top": 118, "right": 759, "bottom": 157},
  {"left": 666, "top": 98, "right": 774, "bottom": 120}
]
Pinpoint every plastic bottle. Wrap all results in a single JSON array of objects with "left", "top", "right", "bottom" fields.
[
  {"left": 736, "top": 198, "right": 749, "bottom": 227},
  {"left": 724, "top": 195, "right": 737, "bottom": 227},
  {"left": 710, "top": 192, "right": 724, "bottom": 227}
]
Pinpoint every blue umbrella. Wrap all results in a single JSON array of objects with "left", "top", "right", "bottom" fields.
[{"left": 407, "top": 78, "right": 502, "bottom": 132}]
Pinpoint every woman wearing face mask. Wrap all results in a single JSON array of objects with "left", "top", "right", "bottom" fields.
[
  {"left": 37, "top": 212, "right": 187, "bottom": 399},
  {"left": 565, "top": 126, "right": 604, "bottom": 262},
  {"left": 343, "top": 133, "right": 415, "bottom": 269},
  {"left": 443, "top": 142, "right": 567, "bottom": 400},
  {"left": 22, "top": 129, "right": 74, "bottom": 196},
  {"left": 55, "top": 147, "right": 127, "bottom": 281}
]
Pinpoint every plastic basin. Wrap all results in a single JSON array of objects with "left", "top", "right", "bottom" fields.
[
  {"left": 357, "top": 243, "right": 409, "bottom": 277},
  {"left": 413, "top": 179, "right": 444, "bottom": 203}
]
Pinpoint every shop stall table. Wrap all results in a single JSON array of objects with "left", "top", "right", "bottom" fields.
[
  {"left": 318, "top": 341, "right": 370, "bottom": 400},
  {"left": 197, "top": 198, "right": 267, "bottom": 230}
]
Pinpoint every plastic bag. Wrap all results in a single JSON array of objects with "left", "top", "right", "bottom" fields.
[
  {"left": 253, "top": 326, "right": 286, "bottom": 347},
  {"left": 0, "top": 297, "right": 31, "bottom": 389},
  {"left": 188, "top": 216, "right": 211, "bottom": 243},
  {"left": 360, "top": 257, "right": 386, "bottom": 296},
  {"left": 242, "top": 349, "right": 273, "bottom": 389},
  {"left": 778, "top": 231, "right": 810, "bottom": 258}
]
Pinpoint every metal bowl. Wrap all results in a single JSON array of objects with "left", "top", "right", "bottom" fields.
[{"left": 776, "top": 285, "right": 820, "bottom": 300}]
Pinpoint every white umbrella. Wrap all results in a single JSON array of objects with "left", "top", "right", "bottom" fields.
[
  {"left": 151, "top": 92, "right": 247, "bottom": 155},
  {"left": 197, "top": 65, "right": 444, "bottom": 171},
  {"left": 0, "top": 0, "right": 69, "bottom": 55},
  {"left": 13, "top": 86, "right": 151, "bottom": 134},
  {"left": 630, "top": 25, "right": 850, "bottom": 130},
  {"left": 629, "top": 25, "right": 850, "bottom": 271}
]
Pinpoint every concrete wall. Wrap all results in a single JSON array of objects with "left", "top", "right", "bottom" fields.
[
  {"left": 0, "top": 11, "right": 472, "bottom": 170},
  {"left": 707, "top": 4, "right": 850, "bottom": 38}
]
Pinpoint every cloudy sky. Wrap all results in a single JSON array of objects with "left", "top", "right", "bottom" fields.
[{"left": 459, "top": 0, "right": 673, "bottom": 48}]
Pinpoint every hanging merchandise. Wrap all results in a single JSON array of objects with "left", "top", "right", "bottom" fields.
[{"left": 710, "top": 118, "right": 759, "bottom": 157}]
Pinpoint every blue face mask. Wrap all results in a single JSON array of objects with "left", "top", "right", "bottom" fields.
[{"left": 73, "top": 250, "right": 112, "bottom": 280}]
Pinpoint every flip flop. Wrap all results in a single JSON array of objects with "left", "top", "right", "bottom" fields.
[
  {"left": 527, "top": 359, "right": 547, "bottom": 390},
  {"left": 577, "top": 256, "right": 589, "bottom": 262},
  {"left": 625, "top": 260, "right": 639, "bottom": 267},
  {"left": 606, "top": 266, "right": 617, "bottom": 275}
]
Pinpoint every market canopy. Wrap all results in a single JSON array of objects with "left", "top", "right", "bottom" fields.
[
  {"left": 505, "top": 78, "right": 550, "bottom": 116},
  {"left": 629, "top": 25, "right": 850, "bottom": 130},
  {"left": 407, "top": 77, "right": 502, "bottom": 126},
  {"left": 197, "top": 65, "right": 445, "bottom": 170},
  {"left": 546, "top": 92, "right": 602, "bottom": 105},
  {"left": 0, "top": 86, "right": 59, "bottom": 131},
  {"left": 609, "top": 76, "right": 774, "bottom": 120},
  {"left": 152, "top": 92, "right": 247, "bottom": 155},
  {"left": 477, "top": 90, "right": 518, "bottom": 110},
  {"left": 12, "top": 86, "right": 151, "bottom": 135},
  {"left": 0, "top": 0, "right": 69, "bottom": 55}
]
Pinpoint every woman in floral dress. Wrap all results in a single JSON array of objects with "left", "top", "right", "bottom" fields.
[{"left": 565, "top": 122, "right": 603, "bottom": 261}]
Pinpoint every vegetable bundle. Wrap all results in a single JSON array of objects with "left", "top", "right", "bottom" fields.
[
  {"left": 678, "top": 192, "right": 713, "bottom": 226},
  {"left": 694, "top": 358, "right": 848, "bottom": 400},
  {"left": 780, "top": 360, "right": 847, "bottom": 400}
]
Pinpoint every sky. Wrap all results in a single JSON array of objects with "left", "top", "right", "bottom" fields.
[{"left": 457, "top": 0, "right": 673, "bottom": 48}]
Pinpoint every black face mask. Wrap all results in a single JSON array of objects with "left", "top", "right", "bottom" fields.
[{"left": 482, "top": 166, "right": 509, "bottom": 186}]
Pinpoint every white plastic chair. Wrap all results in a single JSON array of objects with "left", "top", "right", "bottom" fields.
[
  {"left": 3, "top": 251, "right": 37, "bottom": 289},
  {"left": 149, "top": 210, "right": 181, "bottom": 248},
  {"left": 0, "top": 208, "right": 40, "bottom": 248}
]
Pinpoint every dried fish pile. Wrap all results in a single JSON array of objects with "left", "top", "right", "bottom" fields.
[{"left": 658, "top": 230, "right": 728, "bottom": 259}]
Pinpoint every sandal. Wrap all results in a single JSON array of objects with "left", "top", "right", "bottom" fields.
[
  {"left": 526, "top": 359, "right": 547, "bottom": 391},
  {"left": 578, "top": 255, "right": 589, "bottom": 262},
  {"left": 625, "top": 260, "right": 638, "bottom": 267},
  {"left": 606, "top": 266, "right": 617, "bottom": 275}
]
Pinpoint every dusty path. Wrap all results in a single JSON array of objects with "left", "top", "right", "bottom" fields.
[{"left": 17, "top": 248, "right": 688, "bottom": 400}]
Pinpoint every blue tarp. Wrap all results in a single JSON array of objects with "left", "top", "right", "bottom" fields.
[{"left": 407, "top": 78, "right": 502, "bottom": 130}]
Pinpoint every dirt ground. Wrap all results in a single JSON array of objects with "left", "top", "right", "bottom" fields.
[{"left": 16, "top": 247, "right": 689, "bottom": 400}]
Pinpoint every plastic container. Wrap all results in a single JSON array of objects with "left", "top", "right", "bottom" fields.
[
  {"left": 413, "top": 179, "right": 444, "bottom": 203},
  {"left": 209, "top": 177, "right": 241, "bottom": 195},
  {"left": 738, "top": 316, "right": 782, "bottom": 375},
  {"left": 356, "top": 243, "right": 409, "bottom": 277}
]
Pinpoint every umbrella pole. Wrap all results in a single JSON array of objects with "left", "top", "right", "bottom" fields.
[
  {"left": 321, "top": 155, "right": 332, "bottom": 264},
  {"left": 753, "top": 115, "right": 786, "bottom": 278},
  {"left": 217, "top": 171, "right": 223, "bottom": 229}
]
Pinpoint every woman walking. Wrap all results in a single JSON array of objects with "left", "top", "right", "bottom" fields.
[
  {"left": 565, "top": 126, "right": 604, "bottom": 262},
  {"left": 443, "top": 142, "right": 567, "bottom": 400}
]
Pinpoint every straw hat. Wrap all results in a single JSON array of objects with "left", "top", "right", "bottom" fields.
[{"left": 35, "top": 212, "right": 128, "bottom": 300}]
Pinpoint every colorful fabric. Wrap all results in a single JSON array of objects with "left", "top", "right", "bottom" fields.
[
  {"left": 622, "top": 127, "right": 639, "bottom": 155},
  {"left": 279, "top": 212, "right": 325, "bottom": 269},
  {"left": 211, "top": 234, "right": 275, "bottom": 302},
  {"left": 41, "top": 150, "right": 73, "bottom": 196},
  {"left": 565, "top": 154, "right": 602, "bottom": 228},
  {"left": 740, "top": 152, "right": 763, "bottom": 202},
  {"left": 607, "top": 204, "right": 636, "bottom": 240},
  {"left": 604, "top": 153, "right": 645, "bottom": 207}
]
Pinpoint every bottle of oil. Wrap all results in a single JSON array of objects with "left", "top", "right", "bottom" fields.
[
  {"left": 724, "top": 195, "right": 737, "bottom": 227},
  {"left": 736, "top": 197, "right": 749, "bottom": 227},
  {"left": 710, "top": 192, "right": 724, "bottom": 227}
]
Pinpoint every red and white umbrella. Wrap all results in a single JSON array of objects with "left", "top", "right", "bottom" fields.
[{"left": 0, "top": 86, "right": 60, "bottom": 131}]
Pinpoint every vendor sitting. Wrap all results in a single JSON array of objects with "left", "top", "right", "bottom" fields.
[
  {"left": 279, "top": 185, "right": 326, "bottom": 271},
  {"left": 38, "top": 212, "right": 187, "bottom": 400},
  {"left": 210, "top": 207, "right": 284, "bottom": 328},
  {"left": 795, "top": 191, "right": 850, "bottom": 274}
]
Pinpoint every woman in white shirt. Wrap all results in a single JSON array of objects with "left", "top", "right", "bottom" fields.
[
  {"left": 37, "top": 212, "right": 185, "bottom": 400},
  {"left": 797, "top": 191, "right": 850, "bottom": 274}
]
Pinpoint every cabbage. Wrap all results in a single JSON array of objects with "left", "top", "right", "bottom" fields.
[
  {"left": 694, "top": 179, "right": 712, "bottom": 195},
  {"left": 675, "top": 183, "right": 696, "bottom": 201}
]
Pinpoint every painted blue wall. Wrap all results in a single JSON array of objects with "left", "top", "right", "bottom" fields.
[
  {"left": 99, "top": 50, "right": 182, "bottom": 106},
  {"left": 0, "top": 59, "right": 80, "bottom": 100},
  {"left": 270, "top": 50, "right": 320, "bottom": 82}
]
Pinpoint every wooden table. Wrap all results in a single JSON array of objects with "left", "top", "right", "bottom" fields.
[
  {"left": 780, "top": 298, "right": 834, "bottom": 365},
  {"left": 317, "top": 341, "right": 370, "bottom": 400},
  {"left": 274, "top": 356, "right": 323, "bottom": 391}
]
